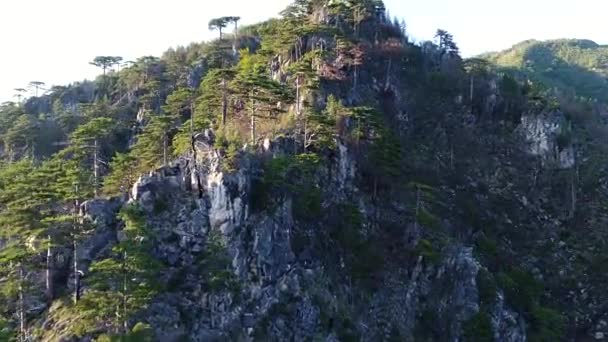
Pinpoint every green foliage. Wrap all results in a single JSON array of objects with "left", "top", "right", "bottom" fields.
[
  {"left": 528, "top": 305, "right": 564, "bottom": 342},
  {"left": 329, "top": 203, "right": 363, "bottom": 251},
  {"left": 415, "top": 239, "right": 441, "bottom": 264},
  {"left": 497, "top": 268, "right": 543, "bottom": 313},
  {"left": 197, "top": 231, "right": 240, "bottom": 294},
  {"left": 153, "top": 195, "right": 170, "bottom": 214},
  {"left": 75, "top": 204, "right": 162, "bottom": 336},
  {"left": 293, "top": 186, "right": 322, "bottom": 220},
  {"left": 336, "top": 315, "right": 361, "bottom": 342},
  {"left": 349, "top": 106, "right": 403, "bottom": 193},
  {"left": 416, "top": 207, "right": 440, "bottom": 231},
  {"left": 103, "top": 152, "right": 138, "bottom": 197},
  {"left": 196, "top": 68, "right": 236, "bottom": 125},
  {"left": 303, "top": 108, "right": 337, "bottom": 150},
  {"left": 252, "top": 153, "right": 321, "bottom": 217},
  {"left": 231, "top": 49, "right": 294, "bottom": 142},
  {"left": 95, "top": 322, "right": 154, "bottom": 342},
  {"left": 0, "top": 317, "right": 15, "bottom": 341},
  {"left": 484, "top": 39, "right": 608, "bottom": 101},
  {"left": 325, "top": 202, "right": 383, "bottom": 286},
  {"left": 0, "top": 159, "right": 55, "bottom": 259},
  {"left": 408, "top": 182, "right": 441, "bottom": 230},
  {"left": 2, "top": 114, "right": 39, "bottom": 160},
  {"left": 475, "top": 237, "right": 498, "bottom": 261},
  {"left": 413, "top": 309, "right": 439, "bottom": 341},
  {"left": 70, "top": 117, "right": 114, "bottom": 144},
  {"left": 130, "top": 114, "right": 175, "bottom": 172},
  {"left": 462, "top": 312, "right": 493, "bottom": 342},
  {"left": 214, "top": 126, "right": 243, "bottom": 173},
  {"left": 477, "top": 269, "right": 498, "bottom": 307},
  {"left": 162, "top": 87, "right": 194, "bottom": 121}
]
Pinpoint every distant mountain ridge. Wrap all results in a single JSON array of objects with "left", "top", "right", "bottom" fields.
[{"left": 482, "top": 39, "right": 608, "bottom": 101}]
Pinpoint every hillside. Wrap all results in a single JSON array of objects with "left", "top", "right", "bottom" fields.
[
  {"left": 482, "top": 39, "right": 608, "bottom": 101},
  {"left": 1, "top": 1, "right": 608, "bottom": 341}
]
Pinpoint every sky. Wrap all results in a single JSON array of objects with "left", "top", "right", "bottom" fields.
[{"left": 0, "top": 0, "right": 605, "bottom": 103}]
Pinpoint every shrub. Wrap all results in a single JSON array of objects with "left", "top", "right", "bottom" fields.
[
  {"left": 497, "top": 268, "right": 543, "bottom": 313},
  {"left": 197, "top": 231, "right": 240, "bottom": 295},
  {"left": 463, "top": 312, "right": 494, "bottom": 342},
  {"left": 475, "top": 238, "right": 498, "bottom": 263},
  {"left": 251, "top": 153, "right": 321, "bottom": 217},
  {"left": 477, "top": 269, "right": 498, "bottom": 307},
  {"left": 415, "top": 239, "right": 441, "bottom": 264},
  {"left": 153, "top": 196, "right": 169, "bottom": 214},
  {"left": 95, "top": 323, "right": 154, "bottom": 341},
  {"left": 293, "top": 185, "right": 322, "bottom": 221},
  {"left": 529, "top": 305, "right": 564, "bottom": 342}
]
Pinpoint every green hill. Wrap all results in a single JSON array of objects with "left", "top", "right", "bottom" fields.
[{"left": 482, "top": 39, "right": 608, "bottom": 101}]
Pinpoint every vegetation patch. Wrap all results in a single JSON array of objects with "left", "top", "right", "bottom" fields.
[
  {"left": 462, "top": 312, "right": 494, "bottom": 342},
  {"left": 251, "top": 153, "right": 322, "bottom": 218}
]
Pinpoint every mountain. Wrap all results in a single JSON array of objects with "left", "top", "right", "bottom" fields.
[
  {"left": 482, "top": 39, "right": 608, "bottom": 101},
  {"left": 1, "top": 2, "right": 608, "bottom": 341}
]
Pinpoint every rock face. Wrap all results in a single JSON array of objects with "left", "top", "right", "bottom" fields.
[
  {"left": 115, "top": 136, "right": 527, "bottom": 342},
  {"left": 492, "top": 291, "right": 527, "bottom": 342},
  {"left": 520, "top": 111, "right": 575, "bottom": 169},
  {"left": 78, "top": 198, "right": 122, "bottom": 273}
]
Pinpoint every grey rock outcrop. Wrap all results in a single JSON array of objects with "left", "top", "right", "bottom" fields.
[{"left": 520, "top": 111, "right": 575, "bottom": 169}]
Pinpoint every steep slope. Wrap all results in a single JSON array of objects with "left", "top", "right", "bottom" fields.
[{"left": 2, "top": 2, "right": 608, "bottom": 342}]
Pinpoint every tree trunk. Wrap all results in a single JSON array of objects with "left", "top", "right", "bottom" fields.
[
  {"left": 295, "top": 75, "right": 301, "bottom": 117},
  {"left": 73, "top": 198, "right": 80, "bottom": 304},
  {"left": 163, "top": 132, "right": 168, "bottom": 166},
  {"left": 122, "top": 250, "right": 128, "bottom": 334},
  {"left": 303, "top": 112, "right": 308, "bottom": 152},
  {"left": 250, "top": 92, "right": 256, "bottom": 144},
  {"left": 73, "top": 237, "right": 79, "bottom": 304},
  {"left": 93, "top": 139, "right": 99, "bottom": 197},
  {"left": 18, "top": 263, "right": 25, "bottom": 342},
  {"left": 470, "top": 75, "right": 475, "bottom": 106},
  {"left": 45, "top": 235, "right": 53, "bottom": 301},
  {"left": 222, "top": 77, "right": 228, "bottom": 126},
  {"left": 385, "top": 58, "right": 392, "bottom": 90},
  {"left": 190, "top": 102, "right": 195, "bottom": 153},
  {"left": 353, "top": 64, "right": 359, "bottom": 92}
]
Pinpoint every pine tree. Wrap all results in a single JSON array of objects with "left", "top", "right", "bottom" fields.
[
  {"left": 131, "top": 114, "right": 175, "bottom": 172},
  {"left": 53, "top": 158, "right": 92, "bottom": 304},
  {"left": 90, "top": 56, "right": 123, "bottom": 77},
  {"left": 163, "top": 87, "right": 196, "bottom": 151},
  {"left": 3, "top": 114, "right": 39, "bottom": 161},
  {"left": 196, "top": 69, "right": 236, "bottom": 127},
  {"left": 463, "top": 58, "right": 490, "bottom": 106},
  {"left": 103, "top": 153, "right": 138, "bottom": 198},
  {"left": 68, "top": 117, "right": 115, "bottom": 197},
  {"left": 209, "top": 17, "right": 229, "bottom": 40},
  {"left": 28, "top": 81, "right": 45, "bottom": 97},
  {"left": 78, "top": 204, "right": 161, "bottom": 335},
  {"left": 0, "top": 160, "right": 50, "bottom": 341},
  {"left": 232, "top": 50, "right": 293, "bottom": 143}
]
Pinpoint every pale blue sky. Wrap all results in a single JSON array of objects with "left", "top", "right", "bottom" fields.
[{"left": 0, "top": 0, "right": 605, "bottom": 103}]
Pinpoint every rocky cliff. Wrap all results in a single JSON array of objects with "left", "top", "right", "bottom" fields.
[{"left": 46, "top": 117, "right": 573, "bottom": 341}]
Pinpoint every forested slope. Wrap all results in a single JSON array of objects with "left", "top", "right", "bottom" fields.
[{"left": 1, "top": 1, "right": 608, "bottom": 341}]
